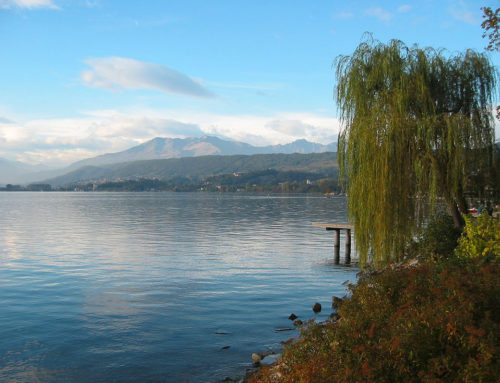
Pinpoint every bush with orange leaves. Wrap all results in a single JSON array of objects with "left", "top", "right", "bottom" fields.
[{"left": 250, "top": 257, "right": 499, "bottom": 382}]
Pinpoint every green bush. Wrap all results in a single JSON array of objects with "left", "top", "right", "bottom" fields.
[
  {"left": 455, "top": 213, "right": 500, "bottom": 262},
  {"left": 414, "top": 212, "right": 462, "bottom": 261},
  {"left": 251, "top": 260, "right": 500, "bottom": 382}
]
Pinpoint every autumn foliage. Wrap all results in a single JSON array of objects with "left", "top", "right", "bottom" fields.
[{"left": 251, "top": 256, "right": 499, "bottom": 382}]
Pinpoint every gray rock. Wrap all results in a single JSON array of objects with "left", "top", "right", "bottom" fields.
[
  {"left": 288, "top": 313, "right": 298, "bottom": 320},
  {"left": 252, "top": 353, "right": 262, "bottom": 364},
  {"left": 312, "top": 302, "right": 322, "bottom": 313},
  {"left": 261, "top": 350, "right": 274, "bottom": 358},
  {"left": 261, "top": 353, "right": 280, "bottom": 365}
]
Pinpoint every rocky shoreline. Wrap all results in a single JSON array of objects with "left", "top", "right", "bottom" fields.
[
  {"left": 219, "top": 262, "right": 420, "bottom": 382},
  {"left": 215, "top": 297, "right": 345, "bottom": 383}
]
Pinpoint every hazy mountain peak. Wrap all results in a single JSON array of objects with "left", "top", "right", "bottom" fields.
[
  {"left": 66, "top": 135, "right": 336, "bottom": 170},
  {"left": 0, "top": 158, "right": 57, "bottom": 185},
  {"left": 1, "top": 136, "right": 337, "bottom": 185}
]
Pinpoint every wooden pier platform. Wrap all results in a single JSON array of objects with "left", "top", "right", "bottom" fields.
[{"left": 312, "top": 222, "right": 354, "bottom": 264}]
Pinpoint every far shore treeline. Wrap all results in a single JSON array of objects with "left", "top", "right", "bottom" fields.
[
  {"left": 2, "top": 144, "right": 499, "bottom": 197},
  {"left": 1, "top": 169, "right": 339, "bottom": 194},
  {"left": 0, "top": 152, "right": 340, "bottom": 193}
]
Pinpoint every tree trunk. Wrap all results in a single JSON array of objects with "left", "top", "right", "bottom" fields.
[
  {"left": 449, "top": 200, "right": 465, "bottom": 228},
  {"left": 456, "top": 182, "right": 468, "bottom": 216}
]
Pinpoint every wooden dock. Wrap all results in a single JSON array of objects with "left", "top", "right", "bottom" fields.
[{"left": 312, "top": 222, "right": 354, "bottom": 264}]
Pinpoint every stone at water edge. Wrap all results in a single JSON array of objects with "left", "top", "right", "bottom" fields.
[
  {"left": 293, "top": 319, "right": 303, "bottom": 327},
  {"left": 312, "top": 302, "right": 322, "bottom": 313},
  {"left": 261, "top": 350, "right": 274, "bottom": 358},
  {"left": 261, "top": 353, "right": 280, "bottom": 365},
  {"left": 252, "top": 353, "right": 262, "bottom": 364},
  {"left": 288, "top": 313, "right": 298, "bottom": 320}
]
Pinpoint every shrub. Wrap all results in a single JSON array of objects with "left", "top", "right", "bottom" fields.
[
  {"left": 251, "top": 260, "right": 500, "bottom": 382},
  {"left": 414, "top": 212, "right": 462, "bottom": 261},
  {"left": 455, "top": 213, "right": 500, "bottom": 262}
]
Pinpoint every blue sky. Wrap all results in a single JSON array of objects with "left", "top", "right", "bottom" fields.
[{"left": 0, "top": 0, "right": 498, "bottom": 165}]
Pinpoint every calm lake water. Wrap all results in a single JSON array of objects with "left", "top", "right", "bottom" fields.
[{"left": 0, "top": 192, "right": 357, "bottom": 383}]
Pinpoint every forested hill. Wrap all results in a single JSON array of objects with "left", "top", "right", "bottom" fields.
[
  {"left": 43, "top": 152, "right": 338, "bottom": 187},
  {"left": 67, "top": 136, "right": 337, "bottom": 170}
]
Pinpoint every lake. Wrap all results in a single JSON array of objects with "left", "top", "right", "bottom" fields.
[{"left": 0, "top": 192, "right": 357, "bottom": 382}]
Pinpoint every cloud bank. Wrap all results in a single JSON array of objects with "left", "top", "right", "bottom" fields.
[
  {"left": 81, "top": 57, "right": 214, "bottom": 98},
  {"left": 0, "top": 110, "right": 340, "bottom": 165}
]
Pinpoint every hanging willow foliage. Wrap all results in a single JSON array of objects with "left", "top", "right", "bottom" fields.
[{"left": 335, "top": 37, "right": 497, "bottom": 266}]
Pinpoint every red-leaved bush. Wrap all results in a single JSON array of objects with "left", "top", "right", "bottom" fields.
[{"left": 251, "top": 259, "right": 499, "bottom": 382}]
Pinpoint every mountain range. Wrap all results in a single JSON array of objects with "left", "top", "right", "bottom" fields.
[
  {"left": 44, "top": 152, "right": 338, "bottom": 187},
  {"left": 0, "top": 136, "right": 337, "bottom": 185},
  {"left": 67, "top": 136, "right": 336, "bottom": 170}
]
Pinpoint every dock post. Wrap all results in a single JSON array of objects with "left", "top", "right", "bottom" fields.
[
  {"left": 333, "top": 228, "right": 340, "bottom": 264},
  {"left": 313, "top": 223, "right": 354, "bottom": 264},
  {"left": 345, "top": 229, "right": 351, "bottom": 264}
]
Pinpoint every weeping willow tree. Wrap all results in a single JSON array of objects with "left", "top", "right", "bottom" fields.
[{"left": 335, "top": 37, "right": 497, "bottom": 266}]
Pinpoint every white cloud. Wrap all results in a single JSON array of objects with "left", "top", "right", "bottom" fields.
[
  {"left": 81, "top": 57, "right": 214, "bottom": 98},
  {"left": 0, "top": 0, "right": 58, "bottom": 9},
  {"left": 0, "top": 112, "right": 210, "bottom": 164},
  {"left": 397, "top": 5, "right": 412, "bottom": 13},
  {"left": 172, "top": 111, "right": 340, "bottom": 147},
  {"left": 0, "top": 110, "right": 341, "bottom": 165},
  {"left": 266, "top": 120, "right": 313, "bottom": 136},
  {"left": 365, "top": 6, "right": 393, "bottom": 22}
]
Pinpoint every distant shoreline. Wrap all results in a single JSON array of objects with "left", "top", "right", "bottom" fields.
[
  {"left": 0, "top": 173, "right": 341, "bottom": 195},
  {"left": 0, "top": 189, "right": 344, "bottom": 196}
]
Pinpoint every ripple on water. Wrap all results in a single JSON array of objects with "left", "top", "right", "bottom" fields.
[{"left": 0, "top": 193, "right": 357, "bottom": 382}]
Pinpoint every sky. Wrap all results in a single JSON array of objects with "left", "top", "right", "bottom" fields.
[{"left": 0, "top": 0, "right": 499, "bottom": 166}]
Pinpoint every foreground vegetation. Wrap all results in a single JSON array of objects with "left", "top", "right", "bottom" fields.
[{"left": 251, "top": 214, "right": 499, "bottom": 382}]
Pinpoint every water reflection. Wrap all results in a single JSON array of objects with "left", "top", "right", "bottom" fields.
[{"left": 0, "top": 193, "right": 357, "bottom": 382}]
